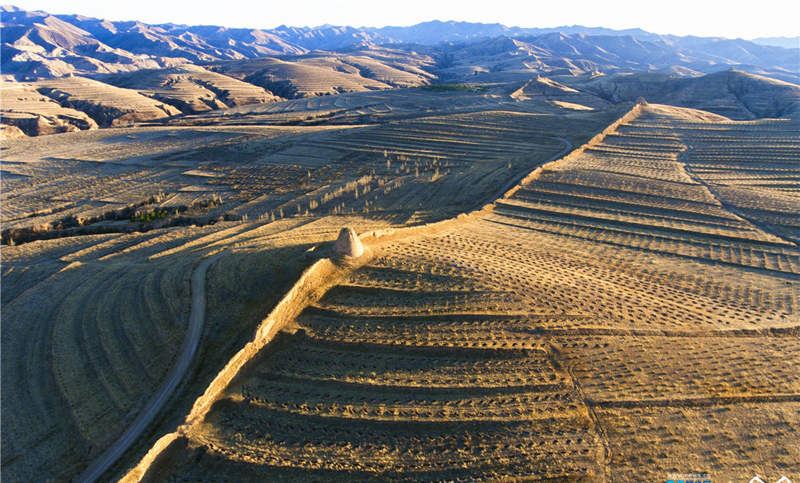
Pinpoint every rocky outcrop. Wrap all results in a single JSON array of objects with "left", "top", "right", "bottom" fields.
[
  {"left": 0, "top": 123, "right": 27, "bottom": 139},
  {"left": 2, "top": 114, "right": 75, "bottom": 135}
]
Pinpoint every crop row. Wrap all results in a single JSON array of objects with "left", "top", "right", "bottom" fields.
[
  {"left": 560, "top": 335, "right": 800, "bottom": 400},
  {"left": 1, "top": 230, "right": 196, "bottom": 483},
  {"left": 191, "top": 231, "right": 603, "bottom": 479},
  {"left": 597, "top": 403, "right": 800, "bottom": 482}
]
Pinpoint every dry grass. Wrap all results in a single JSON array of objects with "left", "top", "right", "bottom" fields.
[
  {"left": 1, "top": 106, "right": 614, "bottom": 241},
  {"left": 1, "top": 229, "right": 197, "bottom": 482},
  {"left": 3, "top": 101, "right": 797, "bottom": 483},
  {"left": 0, "top": 102, "right": 613, "bottom": 482},
  {"left": 145, "top": 105, "right": 800, "bottom": 482}
]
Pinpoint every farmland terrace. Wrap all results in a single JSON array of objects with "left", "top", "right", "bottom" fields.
[
  {"left": 130, "top": 105, "right": 799, "bottom": 482},
  {"left": 3, "top": 9, "right": 800, "bottom": 482},
  {"left": 1, "top": 103, "right": 621, "bottom": 243},
  {"left": 1, "top": 98, "right": 624, "bottom": 483}
]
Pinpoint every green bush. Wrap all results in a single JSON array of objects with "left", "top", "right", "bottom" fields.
[{"left": 131, "top": 209, "right": 169, "bottom": 223}]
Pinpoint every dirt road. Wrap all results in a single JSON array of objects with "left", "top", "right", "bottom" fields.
[
  {"left": 74, "top": 252, "right": 225, "bottom": 483},
  {"left": 74, "top": 137, "right": 574, "bottom": 483}
]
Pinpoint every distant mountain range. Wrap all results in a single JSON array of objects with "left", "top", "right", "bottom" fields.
[
  {"left": 2, "top": 5, "right": 798, "bottom": 84},
  {"left": 751, "top": 36, "right": 800, "bottom": 49},
  {"left": 2, "top": 5, "right": 799, "bottom": 138}
]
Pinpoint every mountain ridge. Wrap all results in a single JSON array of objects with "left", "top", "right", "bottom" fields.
[
  {"left": 2, "top": 5, "right": 798, "bottom": 84},
  {"left": 2, "top": 5, "right": 798, "bottom": 138}
]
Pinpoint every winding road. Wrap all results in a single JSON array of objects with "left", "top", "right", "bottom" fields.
[
  {"left": 73, "top": 137, "right": 575, "bottom": 483},
  {"left": 74, "top": 252, "right": 225, "bottom": 483}
]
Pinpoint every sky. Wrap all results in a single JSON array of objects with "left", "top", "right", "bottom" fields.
[{"left": 6, "top": 0, "right": 800, "bottom": 39}]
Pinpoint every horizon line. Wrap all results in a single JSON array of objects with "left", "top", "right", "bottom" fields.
[{"left": 4, "top": 5, "right": 800, "bottom": 41}]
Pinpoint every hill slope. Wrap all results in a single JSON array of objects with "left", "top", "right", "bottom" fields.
[
  {"left": 33, "top": 76, "right": 183, "bottom": 125},
  {"left": 2, "top": 6, "right": 798, "bottom": 84},
  {"left": 574, "top": 70, "right": 800, "bottom": 119},
  {"left": 99, "top": 65, "right": 280, "bottom": 113}
]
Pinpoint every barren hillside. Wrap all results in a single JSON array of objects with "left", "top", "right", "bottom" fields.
[
  {"left": 134, "top": 105, "right": 799, "bottom": 483},
  {"left": 573, "top": 70, "right": 800, "bottom": 119},
  {"left": 1, "top": 8, "right": 798, "bottom": 483},
  {"left": 32, "top": 76, "right": 182, "bottom": 125},
  {"left": 3, "top": 6, "right": 798, "bottom": 83},
  {"left": 1, "top": 96, "right": 624, "bottom": 483},
  {"left": 0, "top": 81, "right": 98, "bottom": 135},
  {"left": 99, "top": 65, "right": 280, "bottom": 113}
]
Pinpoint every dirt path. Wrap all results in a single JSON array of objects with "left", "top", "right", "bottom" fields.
[
  {"left": 117, "top": 108, "right": 641, "bottom": 483},
  {"left": 74, "top": 251, "right": 226, "bottom": 483}
]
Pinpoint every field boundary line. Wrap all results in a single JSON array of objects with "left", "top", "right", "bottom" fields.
[
  {"left": 555, "top": 345, "right": 612, "bottom": 483},
  {"left": 76, "top": 251, "right": 225, "bottom": 483},
  {"left": 118, "top": 251, "right": 372, "bottom": 483},
  {"left": 116, "top": 103, "right": 643, "bottom": 483}
]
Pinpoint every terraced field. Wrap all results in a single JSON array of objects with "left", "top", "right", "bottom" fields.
[
  {"left": 2, "top": 105, "right": 616, "bottom": 246},
  {"left": 168, "top": 81, "right": 596, "bottom": 128},
  {"left": 491, "top": 106, "right": 800, "bottom": 285},
  {"left": 212, "top": 50, "right": 435, "bottom": 99},
  {"left": 2, "top": 228, "right": 199, "bottom": 483},
  {"left": 0, "top": 210, "right": 410, "bottom": 483},
  {"left": 1, "top": 82, "right": 99, "bottom": 136},
  {"left": 101, "top": 65, "right": 280, "bottom": 113},
  {"left": 676, "top": 117, "right": 800, "bottom": 243},
  {"left": 2, "top": 97, "right": 627, "bottom": 483},
  {"left": 213, "top": 57, "right": 395, "bottom": 99},
  {"left": 285, "top": 110, "right": 595, "bottom": 220},
  {"left": 150, "top": 104, "right": 799, "bottom": 482},
  {"left": 34, "top": 76, "right": 183, "bottom": 126},
  {"left": 4, "top": 100, "right": 797, "bottom": 483}
]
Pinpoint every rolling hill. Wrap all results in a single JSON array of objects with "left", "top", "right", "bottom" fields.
[
  {"left": 1, "top": 6, "right": 799, "bottom": 483},
  {"left": 99, "top": 65, "right": 280, "bottom": 113},
  {"left": 2, "top": 6, "right": 798, "bottom": 84},
  {"left": 3, "top": 5, "right": 798, "bottom": 139},
  {"left": 568, "top": 69, "right": 800, "bottom": 119}
]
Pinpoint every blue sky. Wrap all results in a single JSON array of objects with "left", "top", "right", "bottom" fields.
[{"left": 7, "top": 0, "right": 800, "bottom": 39}]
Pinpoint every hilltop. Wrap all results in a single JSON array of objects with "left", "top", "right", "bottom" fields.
[{"left": 566, "top": 69, "right": 800, "bottom": 120}]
